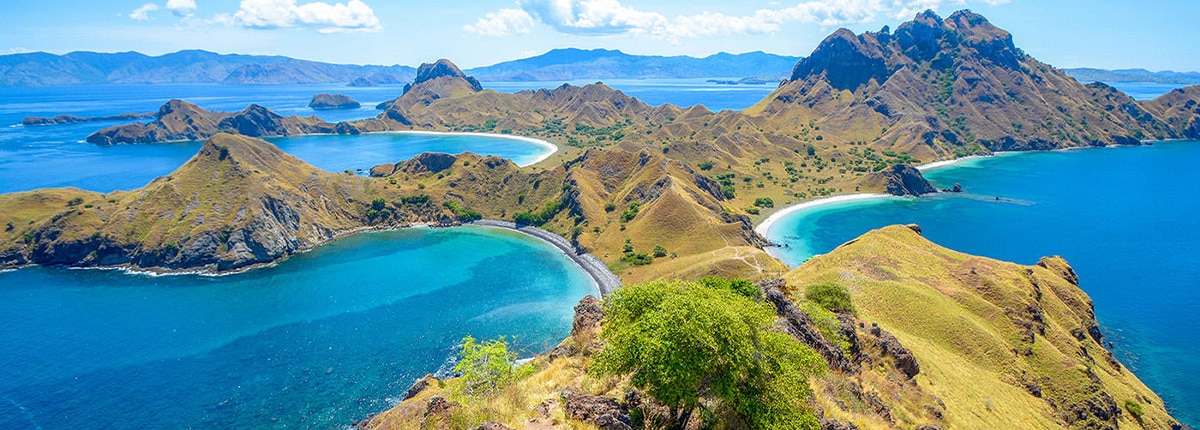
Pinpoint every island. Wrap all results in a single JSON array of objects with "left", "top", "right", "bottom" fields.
[{"left": 309, "top": 93, "right": 361, "bottom": 110}]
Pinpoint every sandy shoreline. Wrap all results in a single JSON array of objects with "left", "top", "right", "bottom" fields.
[
  {"left": 383, "top": 130, "right": 559, "bottom": 167},
  {"left": 755, "top": 193, "right": 893, "bottom": 236},
  {"left": 468, "top": 220, "right": 621, "bottom": 297}
]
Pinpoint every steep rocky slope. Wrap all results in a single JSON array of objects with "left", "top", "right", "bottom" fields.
[{"left": 748, "top": 10, "right": 1176, "bottom": 160}]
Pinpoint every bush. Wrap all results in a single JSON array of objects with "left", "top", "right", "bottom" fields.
[
  {"left": 400, "top": 194, "right": 430, "bottom": 205},
  {"left": 594, "top": 280, "right": 824, "bottom": 427},
  {"left": 698, "top": 161, "right": 714, "bottom": 171},
  {"left": 66, "top": 197, "right": 84, "bottom": 207},
  {"left": 454, "top": 335, "right": 520, "bottom": 396},
  {"left": 697, "top": 276, "right": 759, "bottom": 299},
  {"left": 652, "top": 245, "right": 668, "bottom": 258},
  {"left": 720, "top": 185, "right": 736, "bottom": 199},
  {"left": 754, "top": 197, "right": 774, "bottom": 208},
  {"left": 1125, "top": 399, "right": 1144, "bottom": 421},
  {"left": 513, "top": 199, "right": 564, "bottom": 226},
  {"left": 621, "top": 201, "right": 641, "bottom": 222},
  {"left": 371, "top": 197, "right": 386, "bottom": 211},
  {"left": 805, "top": 282, "right": 855, "bottom": 314},
  {"left": 604, "top": 202, "right": 617, "bottom": 212},
  {"left": 802, "top": 302, "right": 852, "bottom": 356},
  {"left": 621, "top": 252, "right": 653, "bottom": 266},
  {"left": 744, "top": 207, "right": 760, "bottom": 215},
  {"left": 443, "top": 201, "right": 482, "bottom": 222}
]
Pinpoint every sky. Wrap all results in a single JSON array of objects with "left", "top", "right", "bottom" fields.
[{"left": 0, "top": 0, "right": 1197, "bottom": 71}]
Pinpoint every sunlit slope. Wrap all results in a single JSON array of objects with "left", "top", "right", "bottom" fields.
[{"left": 785, "top": 225, "right": 1176, "bottom": 429}]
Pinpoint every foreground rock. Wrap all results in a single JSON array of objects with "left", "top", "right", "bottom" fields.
[{"left": 309, "top": 93, "right": 361, "bottom": 110}]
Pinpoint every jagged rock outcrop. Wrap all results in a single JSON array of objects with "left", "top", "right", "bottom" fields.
[
  {"left": 867, "top": 323, "right": 920, "bottom": 378},
  {"left": 309, "top": 93, "right": 361, "bottom": 110},
  {"left": 561, "top": 387, "right": 633, "bottom": 430},
  {"left": 85, "top": 99, "right": 334, "bottom": 144},
  {"left": 866, "top": 164, "right": 938, "bottom": 196},
  {"left": 760, "top": 279, "right": 858, "bottom": 373}
]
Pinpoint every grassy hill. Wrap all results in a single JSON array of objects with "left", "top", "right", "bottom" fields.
[{"left": 359, "top": 225, "right": 1181, "bottom": 429}]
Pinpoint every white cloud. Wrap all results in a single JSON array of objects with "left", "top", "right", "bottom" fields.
[
  {"left": 130, "top": 3, "right": 160, "bottom": 21},
  {"left": 233, "top": 0, "right": 382, "bottom": 33},
  {"left": 166, "top": 0, "right": 198, "bottom": 16},
  {"left": 471, "top": 0, "right": 1008, "bottom": 41},
  {"left": 464, "top": 8, "right": 536, "bottom": 36}
]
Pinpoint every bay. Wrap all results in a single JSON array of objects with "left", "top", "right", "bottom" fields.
[
  {"left": 0, "top": 226, "right": 596, "bottom": 428},
  {"left": 761, "top": 141, "right": 1200, "bottom": 425}
]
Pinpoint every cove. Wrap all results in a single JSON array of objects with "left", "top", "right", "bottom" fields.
[
  {"left": 760, "top": 141, "right": 1200, "bottom": 425},
  {"left": 0, "top": 226, "right": 596, "bottom": 429}
]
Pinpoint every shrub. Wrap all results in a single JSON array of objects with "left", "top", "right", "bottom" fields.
[
  {"left": 721, "top": 185, "right": 736, "bottom": 199},
  {"left": 802, "top": 302, "right": 852, "bottom": 356},
  {"left": 621, "top": 201, "right": 641, "bottom": 222},
  {"left": 604, "top": 202, "right": 617, "bottom": 212},
  {"left": 652, "top": 245, "right": 668, "bottom": 258},
  {"left": 698, "top": 161, "right": 714, "bottom": 171},
  {"left": 1125, "top": 399, "right": 1144, "bottom": 421},
  {"left": 697, "top": 276, "right": 759, "bottom": 300},
  {"left": 371, "top": 197, "right": 386, "bottom": 211},
  {"left": 594, "top": 280, "right": 824, "bottom": 427},
  {"left": 744, "top": 207, "right": 760, "bottom": 215},
  {"left": 805, "top": 282, "right": 855, "bottom": 314},
  {"left": 66, "top": 197, "right": 84, "bottom": 207},
  {"left": 753, "top": 197, "right": 774, "bottom": 208},
  {"left": 621, "top": 252, "right": 653, "bottom": 266},
  {"left": 454, "top": 335, "right": 519, "bottom": 396}
]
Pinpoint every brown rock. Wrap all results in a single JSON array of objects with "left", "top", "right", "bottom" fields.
[
  {"left": 561, "top": 387, "right": 632, "bottom": 430},
  {"left": 474, "top": 422, "right": 512, "bottom": 430},
  {"left": 420, "top": 396, "right": 459, "bottom": 430}
]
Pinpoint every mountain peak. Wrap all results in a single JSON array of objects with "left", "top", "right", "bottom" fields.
[{"left": 410, "top": 59, "right": 482, "bottom": 92}]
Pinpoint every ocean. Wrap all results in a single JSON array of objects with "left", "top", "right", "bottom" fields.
[
  {"left": 761, "top": 141, "right": 1200, "bottom": 425},
  {"left": 0, "top": 226, "right": 596, "bottom": 428},
  {"left": 0, "top": 79, "right": 1192, "bottom": 427}
]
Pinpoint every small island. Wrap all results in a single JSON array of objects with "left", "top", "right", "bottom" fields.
[{"left": 309, "top": 93, "right": 361, "bottom": 110}]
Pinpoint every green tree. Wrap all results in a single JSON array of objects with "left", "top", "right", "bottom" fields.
[
  {"left": 652, "top": 244, "right": 668, "bottom": 258},
  {"left": 753, "top": 197, "right": 775, "bottom": 208},
  {"left": 593, "top": 280, "right": 825, "bottom": 428},
  {"left": 454, "top": 335, "right": 518, "bottom": 396}
]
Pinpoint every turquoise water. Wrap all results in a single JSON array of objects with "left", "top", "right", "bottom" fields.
[
  {"left": 762, "top": 141, "right": 1200, "bottom": 425},
  {"left": 0, "top": 226, "right": 596, "bottom": 428}
]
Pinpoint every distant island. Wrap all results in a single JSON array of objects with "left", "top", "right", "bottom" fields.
[
  {"left": 1064, "top": 68, "right": 1200, "bottom": 84},
  {"left": 463, "top": 48, "right": 800, "bottom": 81}
]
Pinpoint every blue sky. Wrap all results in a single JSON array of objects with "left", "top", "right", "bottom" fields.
[{"left": 1, "top": 0, "right": 1197, "bottom": 71}]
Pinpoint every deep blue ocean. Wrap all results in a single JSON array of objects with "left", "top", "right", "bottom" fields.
[
  {"left": 763, "top": 142, "right": 1200, "bottom": 425},
  {"left": 0, "top": 78, "right": 1191, "bottom": 428}
]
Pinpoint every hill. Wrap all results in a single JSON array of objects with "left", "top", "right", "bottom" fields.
[
  {"left": 1065, "top": 68, "right": 1200, "bottom": 85},
  {"left": 86, "top": 99, "right": 336, "bottom": 144},
  {"left": 0, "top": 50, "right": 415, "bottom": 86},
  {"left": 359, "top": 225, "right": 1181, "bottom": 429},
  {"left": 464, "top": 48, "right": 801, "bottom": 81}
]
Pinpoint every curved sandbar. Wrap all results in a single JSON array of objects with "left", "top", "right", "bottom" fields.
[
  {"left": 755, "top": 193, "right": 893, "bottom": 237},
  {"left": 385, "top": 131, "right": 559, "bottom": 167},
  {"left": 469, "top": 220, "right": 621, "bottom": 297}
]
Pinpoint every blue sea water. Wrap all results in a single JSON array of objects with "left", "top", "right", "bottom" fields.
[
  {"left": 0, "top": 226, "right": 596, "bottom": 428},
  {"left": 762, "top": 141, "right": 1200, "bottom": 425}
]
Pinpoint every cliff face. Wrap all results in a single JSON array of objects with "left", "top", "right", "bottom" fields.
[{"left": 86, "top": 99, "right": 336, "bottom": 144}]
